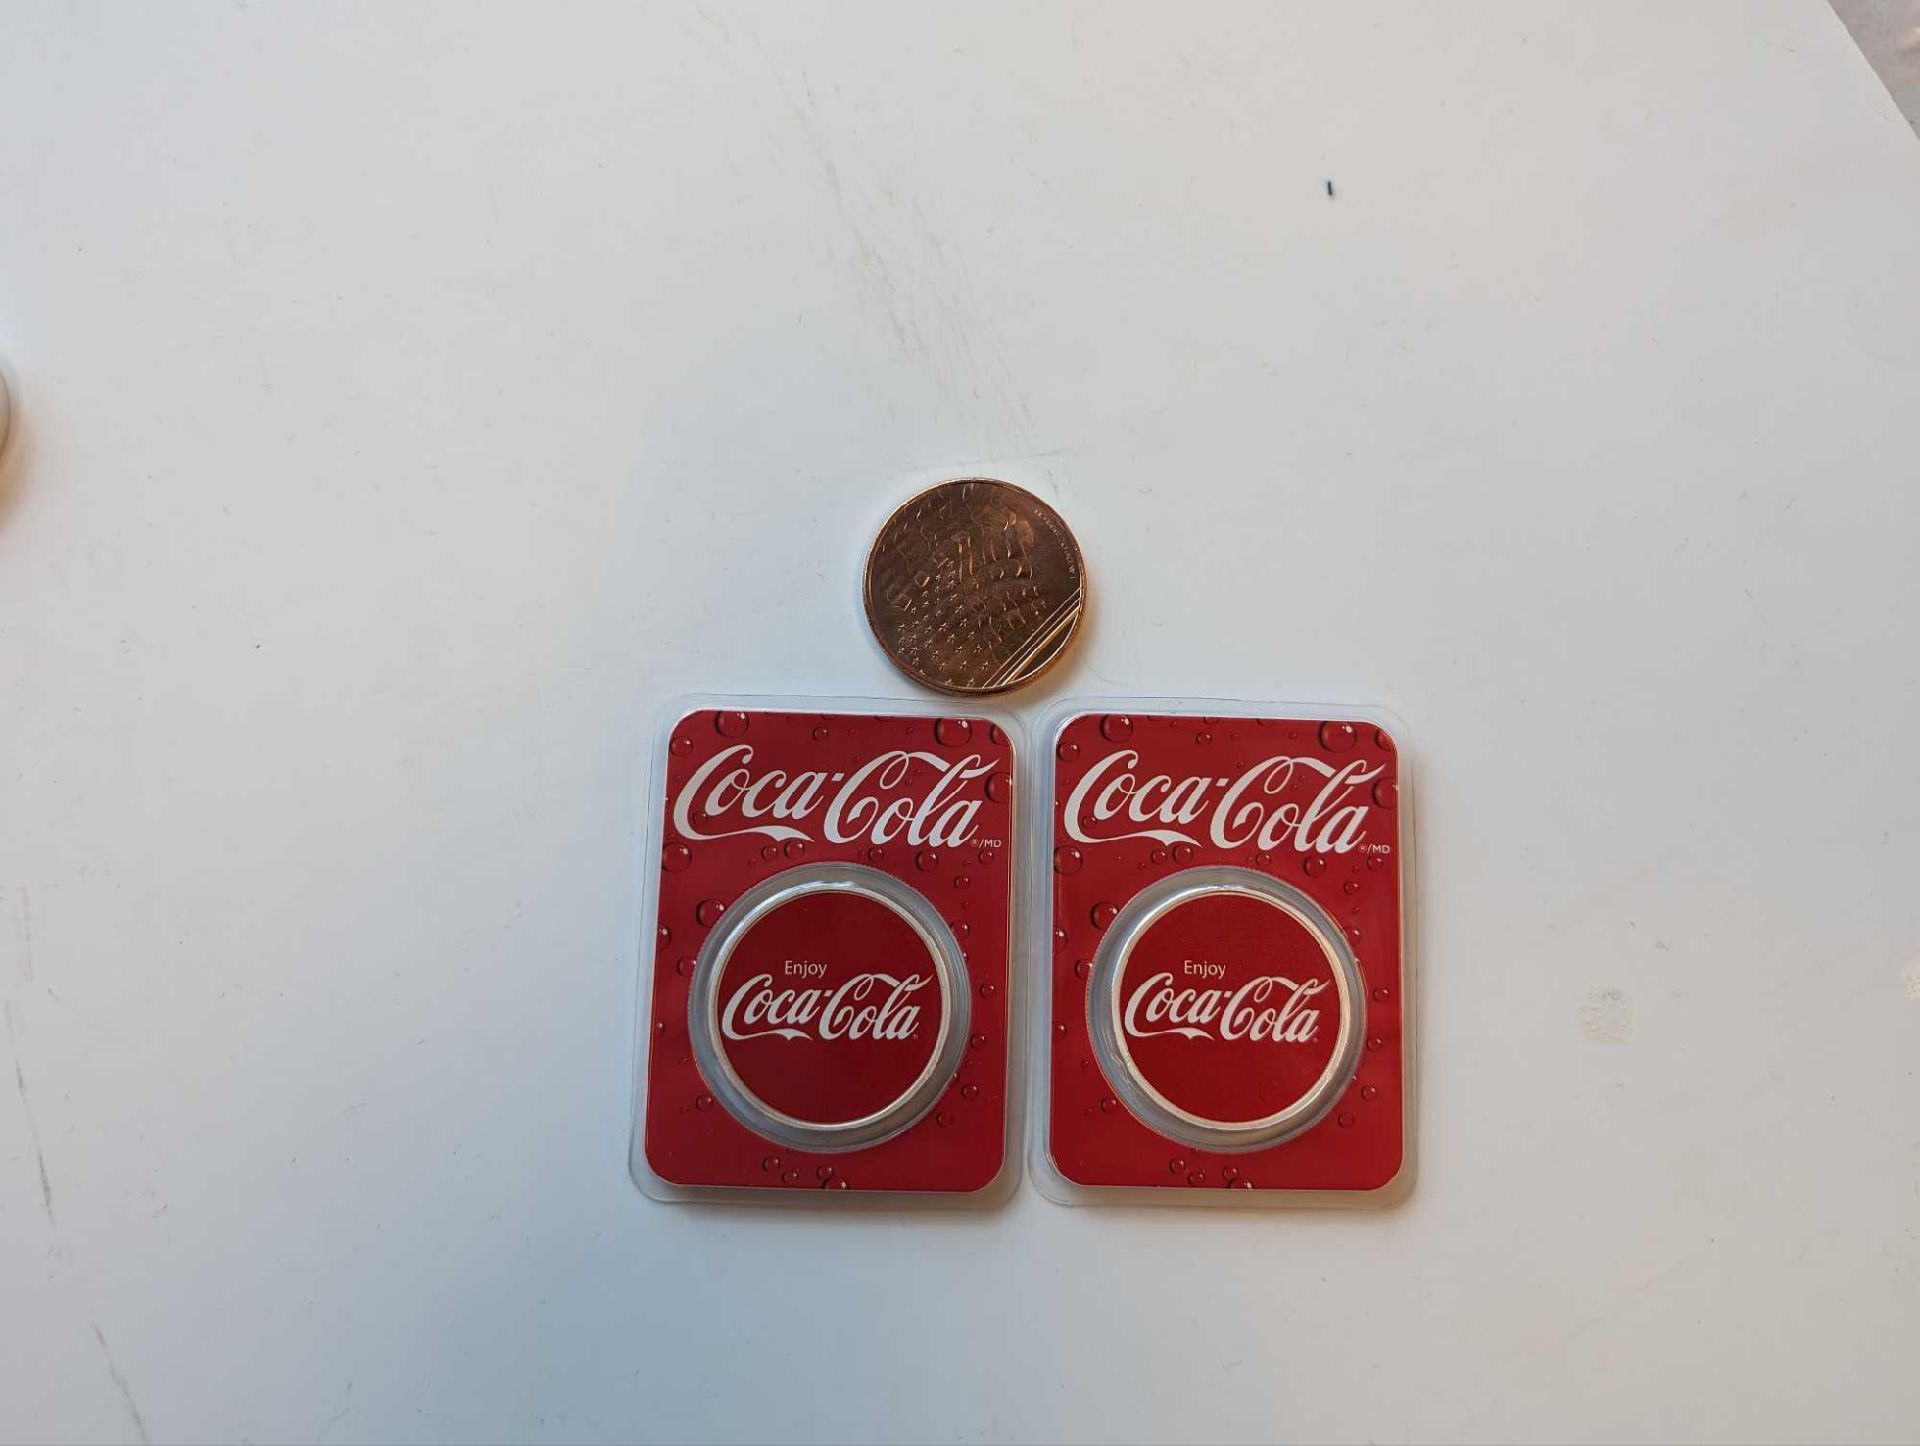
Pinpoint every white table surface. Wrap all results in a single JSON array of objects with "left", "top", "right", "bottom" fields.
[{"left": 3, "top": 4, "right": 1918, "bottom": 1443}]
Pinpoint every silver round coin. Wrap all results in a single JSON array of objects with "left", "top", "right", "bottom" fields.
[
  {"left": 1085, "top": 866, "right": 1366, "bottom": 1154},
  {"left": 686, "top": 863, "right": 970, "bottom": 1153}
]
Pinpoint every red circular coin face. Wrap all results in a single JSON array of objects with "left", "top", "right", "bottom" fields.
[
  {"left": 712, "top": 888, "right": 947, "bottom": 1128},
  {"left": 1110, "top": 890, "right": 1346, "bottom": 1129}
]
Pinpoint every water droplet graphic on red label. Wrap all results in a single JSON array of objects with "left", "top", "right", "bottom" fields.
[
  {"left": 865, "top": 845, "right": 885, "bottom": 864},
  {"left": 934, "top": 718, "right": 971, "bottom": 747},
  {"left": 1366, "top": 854, "right": 1385, "bottom": 872},
  {"left": 715, "top": 711, "right": 749, "bottom": 738},
  {"left": 1168, "top": 1157, "right": 1187, "bottom": 1175},
  {"left": 1099, "top": 1096, "right": 1118, "bottom": 1113},
  {"left": 759, "top": 844, "right": 778, "bottom": 861},
  {"left": 961, "top": 1082, "right": 981, "bottom": 1100},
  {"left": 976, "top": 846, "right": 997, "bottom": 866},
  {"left": 970, "top": 1032, "right": 988, "bottom": 1049},
  {"left": 1361, "top": 1084, "right": 1379, "bottom": 1101},
  {"left": 952, "top": 873, "right": 970, "bottom": 889},
  {"left": 1054, "top": 845, "right": 1085, "bottom": 875},
  {"left": 985, "top": 772, "right": 1011, "bottom": 803},
  {"left": 1371, "top": 778, "right": 1397, "bottom": 810},
  {"left": 782, "top": 839, "right": 806, "bottom": 861},
  {"left": 670, "top": 736, "right": 692, "bottom": 756},
  {"left": 781, "top": 1168, "right": 802, "bottom": 1185},
  {"left": 1371, "top": 986, "right": 1391, "bottom": 1003},
  {"left": 658, "top": 924, "right": 671, "bottom": 945},
  {"left": 1196, "top": 731, "right": 1212, "bottom": 745},
  {"left": 662, "top": 842, "right": 692, "bottom": 873},
  {"left": 935, "top": 1110, "right": 954, "bottom": 1128},
  {"left": 815, "top": 1164, "right": 834, "bottom": 1181},
  {"left": 761, "top": 1155, "right": 781, "bottom": 1172},
  {"left": 1318, "top": 721, "right": 1356, "bottom": 751},
  {"left": 1072, "top": 959, "right": 1090, "bottom": 980},
  {"left": 1336, "top": 1112, "right": 1355, "bottom": 1129},
  {"left": 695, "top": 898, "right": 725, "bottom": 927},
  {"left": 1373, "top": 728, "right": 1393, "bottom": 751},
  {"left": 915, "top": 848, "right": 939, "bottom": 872},
  {"left": 1172, "top": 842, "right": 1196, "bottom": 865},
  {"left": 1101, "top": 715, "right": 1134, "bottom": 742},
  {"left": 1091, "top": 901, "right": 1119, "bottom": 929},
  {"left": 694, "top": 1093, "right": 714, "bottom": 1111},
  {"left": 1342, "top": 879, "right": 1360, "bottom": 896},
  {"left": 1302, "top": 856, "right": 1327, "bottom": 878},
  {"left": 976, "top": 979, "right": 996, "bottom": 998},
  {"left": 811, "top": 725, "right": 829, "bottom": 742},
  {"left": 1057, "top": 739, "right": 1080, "bottom": 761}
]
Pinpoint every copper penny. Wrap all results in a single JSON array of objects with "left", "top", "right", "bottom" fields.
[{"left": 863, "top": 478, "right": 1086, "bottom": 695}]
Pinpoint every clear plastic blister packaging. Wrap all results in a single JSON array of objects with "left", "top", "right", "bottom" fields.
[
  {"left": 1030, "top": 699, "right": 1415, "bottom": 1206},
  {"left": 631, "top": 697, "right": 1022, "bottom": 1204}
]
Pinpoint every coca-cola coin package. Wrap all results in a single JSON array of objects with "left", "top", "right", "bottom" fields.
[
  {"left": 1034, "top": 700, "right": 1415, "bottom": 1205},
  {"left": 633, "top": 699, "right": 1021, "bottom": 1202}
]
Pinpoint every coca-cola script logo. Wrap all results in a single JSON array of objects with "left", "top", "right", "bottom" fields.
[
  {"left": 675, "top": 745, "right": 991, "bottom": 848},
  {"left": 1065, "top": 750, "right": 1379, "bottom": 853},
  {"left": 713, "top": 890, "right": 945, "bottom": 1127},
  {"left": 1123, "top": 973, "right": 1325, "bottom": 1043},
  {"left": 722, "top": 971, "right": 929, "bottom": 1043}
]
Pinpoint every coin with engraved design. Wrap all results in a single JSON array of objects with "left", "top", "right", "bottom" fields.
[{"left": 863, "top": 478, "right": 1086, "bottom": 695}]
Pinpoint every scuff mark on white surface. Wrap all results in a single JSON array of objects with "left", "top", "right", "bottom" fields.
[
  {"left": 11, "top": 886, "right": 31, "bottom": 983},
  {"left": 1581, "top": 986, "right": 1634, "bottom": 1043},
  {"left": 90, "top": 1322, "right": 151, "bottom": 1445},
  {"left": 4, "top": 1002, "right": 55, "bottom": 1221},
  {"left": 317, "top": 1380, "right": 356, "bottom": 1442},
  {"left": 1903, "top": 956, "right": 1920, "bottom": 1000}
]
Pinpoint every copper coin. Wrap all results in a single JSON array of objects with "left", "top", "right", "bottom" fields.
[{"left": 863, "top": 478, "right": 1086, "bottom": 695}]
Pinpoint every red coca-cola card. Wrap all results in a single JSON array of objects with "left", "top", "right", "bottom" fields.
[
  {"left": 637, "top": 704, "right": 1016, "bottom": 1197},
  {"left": 1045, "top": 708, "right": 1410, "bottom": 1198}
]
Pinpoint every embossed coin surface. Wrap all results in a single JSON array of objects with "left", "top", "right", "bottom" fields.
[{"left": 863, "top": 478, "right": 1086, "bottom": 695}]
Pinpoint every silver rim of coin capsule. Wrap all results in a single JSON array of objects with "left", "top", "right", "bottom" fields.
[
  {"left": 1085, "top": 866, "right": 1366, "bottom": 1154},
  {"left": 686, "top": 863, "right": 971, "bottom": 1154}
]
